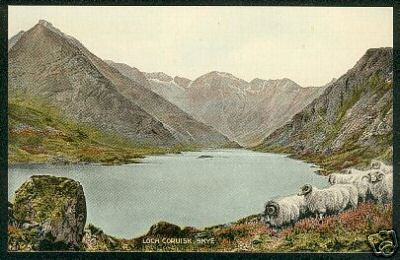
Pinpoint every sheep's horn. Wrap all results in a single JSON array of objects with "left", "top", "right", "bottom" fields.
[
  {"left": 301, "top": 184, "right": 312, "bottom": 194},
  {"left": 377, "top": 172, "right": 385, "bottom": 180},
  {"left": 265, "top": 201, "right": 279, "bottom": 216}
]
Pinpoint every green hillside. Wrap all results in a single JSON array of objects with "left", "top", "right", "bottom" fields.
[{"left": 8, "top": 94, "right": 195, "bottom": 165}]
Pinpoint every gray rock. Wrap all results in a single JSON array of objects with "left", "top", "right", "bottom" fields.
[{"left": 13, "top": 175, "right": 87, "bottom": 250}]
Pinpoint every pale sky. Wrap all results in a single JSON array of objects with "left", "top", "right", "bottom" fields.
[{"left": 9, "top": 6, "right": 392, "bottom": 87}]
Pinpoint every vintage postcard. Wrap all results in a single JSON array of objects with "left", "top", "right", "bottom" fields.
[{"left": 5, "top": 4, "right": 397, "bottom": 256}]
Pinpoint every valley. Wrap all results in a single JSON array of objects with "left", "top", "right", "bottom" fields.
[{"left": 7, "top": 19, "right": 394, "bottom": 253}]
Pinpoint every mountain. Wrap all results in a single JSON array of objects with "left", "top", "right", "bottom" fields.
[
  {"left": 8, "top": 30, "right": 25, "bottom": 50},
  {"left": 174, "top": 71, "right": 325, "bottom": 146},
  {"left": 8, "top": 20, "right": 233, "bottom": 147},
  {"left": 103, "top": 60, "right": 326, "bottom": 147},
  {"left": 234, "top": 78, "right": 327, "bottom": 146},
  {"left": 255, "top": 47, "right": 393, "bottom": 170}
]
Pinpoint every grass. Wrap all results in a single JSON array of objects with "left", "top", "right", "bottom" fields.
[{"left": 8, "top": 94, "right": 204, "bottom": 165}]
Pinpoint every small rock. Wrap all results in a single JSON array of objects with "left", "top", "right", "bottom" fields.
[{"left": 197, "top": 155, "right": 213, "bottom": 159}]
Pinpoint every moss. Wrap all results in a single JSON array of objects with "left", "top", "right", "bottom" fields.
[{"left": 13, "top": 175, "right": 81, "bottom": 224}]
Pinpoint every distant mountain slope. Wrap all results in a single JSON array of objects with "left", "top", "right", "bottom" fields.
[
  {"left": 107, "top": 62, "right": 188, "bottom": 109},
  {"left": 103, "top": 61, "right": 325, "bottom": 147},
  {"left": 255, "top": 47, "right": 393, "bottom": 171},
  {"left": 234, "top": 78, "right": 327, "bottom": 146},
  {"left": 178, "top": 72, "right": 325, "bottom": 146},
  {"left": 104, "top": 60, "right": 150, "bottom": 88},
  {"left": 9, "top": 20, "right": 233, "bottom": 147}
]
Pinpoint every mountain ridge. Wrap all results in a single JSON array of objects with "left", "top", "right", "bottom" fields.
[
  {"left": 255, "top": 47, "right": 393, "bottom": 172},
  {"left": 107, "top": 58, "right": 327, "bottom": 146},
  {"left": 8, "top": 20, "right": 233, "bottom": 147}
]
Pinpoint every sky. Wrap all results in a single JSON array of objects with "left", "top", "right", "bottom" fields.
[{"left": 9, "top": 6, "right": 393, "bottom": 87}]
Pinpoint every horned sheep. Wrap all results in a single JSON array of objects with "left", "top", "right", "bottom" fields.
[
  {"left": 370, "top": 160, "right": 393, "bottom": 174},
  {"left": 263, "top": 194, "right": 307, "bottom": 229},
  {"left": 297, "top": 184, "right": 358, "bottom": 218},
  {"left": 363, "top": 171, "right": 393, "bottom": 203},
  {"left": 328, "top": 171, "right": 375, "bottom": 202}
]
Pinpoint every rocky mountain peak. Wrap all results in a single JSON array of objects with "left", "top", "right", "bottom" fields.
[
  {"left": 192, "top": 71, "right": 249, "bottom": 89},
  {"left": 144, "top": 72, "right": 173, "bottom": 82},
  {"left": 249, "top": 77, "right": 301, "bottom": 93},
  {"left": 349, "top": 47, "right": 392, "bottom": 80},
  {"left": 36, "top": 19, "right": 65, "bottom": 36}
]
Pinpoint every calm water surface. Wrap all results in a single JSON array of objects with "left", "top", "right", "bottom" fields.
[{"left": 8, "top": 149, "right": 328, "bottom": 238}]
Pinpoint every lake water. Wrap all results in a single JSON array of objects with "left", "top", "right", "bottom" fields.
[{"left": 8, "top": 149, "right": 328, "bottom": 238}]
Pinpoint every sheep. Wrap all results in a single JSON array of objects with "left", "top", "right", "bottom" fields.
[
  {"left": 328, "top": 172, "right": 371, "bottom": 202},
  {"left": 263, "top": 194, "right": 307, "bottom": 229},
  {"left": 297, "top": 184, "right": 358, "bottom": 219},
  {"left": 370, "top": 160, "right": 393, "bottom": 174},
  {"left": 341, "top": 168, "right": 370, "bottom": 175},
  {"left": 363, "top": 170, "right": 393, "bottom": 203}
]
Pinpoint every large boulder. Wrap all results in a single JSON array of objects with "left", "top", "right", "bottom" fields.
[{"left": 12, "top": 175, "right": 87, "bottom": 250}]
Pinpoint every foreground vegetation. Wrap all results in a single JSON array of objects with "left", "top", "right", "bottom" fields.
[
  {"left": 8, "top": 95, "right": 205, "bottom": 166},
  {"left": 48, "top": 203, "right": 391, "bottom": 252},
  {"left": 9, "top": 202, "right": 390, "bottom": 252}
]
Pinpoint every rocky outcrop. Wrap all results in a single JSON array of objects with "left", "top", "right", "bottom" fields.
[
  {"left": 82, "top": 224, "right": 122, "bottom": 251},
  {"left": 10, "top": 175, "right": 87, "bottom": 250},
  {"left": 146, "top": 221, "right": 183, "bottom": 237}
]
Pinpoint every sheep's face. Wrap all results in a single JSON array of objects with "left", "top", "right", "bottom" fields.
[
  {"left": 298, "top": 184, "right": 312, "bottom": 196},
  {"left": 365, "top": 171, "right": 384, "bottom": 183}
]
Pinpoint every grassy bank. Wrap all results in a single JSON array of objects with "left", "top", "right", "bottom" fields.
[
  {"left": 253, "top": 143, "right": 392, "bottom": 175},
  {"left": 8, "top": 95, "right": 204, "bottom": 166}
]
